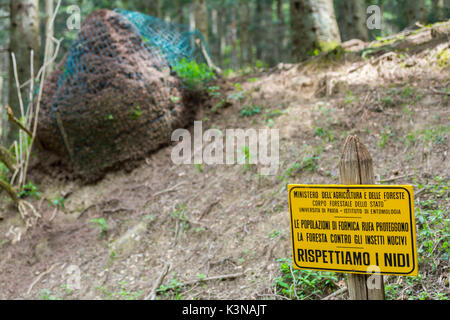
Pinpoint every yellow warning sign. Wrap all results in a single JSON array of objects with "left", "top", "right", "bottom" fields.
[{"left": 288, "top": 185, "right": 418, "bottom": 276}]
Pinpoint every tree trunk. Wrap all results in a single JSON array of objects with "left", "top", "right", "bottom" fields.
[
  {"left": 148, "top": 0, "right": 161, "bottom": 18},
  {"left": 446, "top": 0, "right": 450, "bottom": 18},
  {"left": 7, "top": 0, "right": 39, "bottom": 145},
  {"left": 290, "top": 0, "right": 341, "bottom": 61},
  {"left": 239, "top": 0, "right": 252, "bottom": 68},
  {"left": 336, "top": 0, "right": 369, "bottom": 41},
  {"left": 254, "top": 0, "right": 263, "bottom": 61},
  {"left": 44, "top": 0, "right": 54, "bottom": 72},
  {"left": 216, "top": 7, "right": 224, "bottom": 67},
  {"left": 262, "top": 0, "right": 275, "bottom": 67},
  {"left": 230, "top": 7, "right": 238, "bottom": 69},
  {"left": 405, "top": 0, "right": 427, "bottom": 25},
  {"left": 430, "top": 0, "right": 445, "bottom": 22},
  {"left": 175, "top": 0, "right": 184, "bottom": 24},
  {"left": 194, "top": 0, "right": 208, "bottom": 42},
  {"left": 276, "top": 0, "right": 285, "bottom": 63}
]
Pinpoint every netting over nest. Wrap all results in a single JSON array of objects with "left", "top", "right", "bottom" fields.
[{"left": 37, "top": 9, "right": 209, "bottom": 179}]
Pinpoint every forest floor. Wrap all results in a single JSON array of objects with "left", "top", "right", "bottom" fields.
[{"left": 0, "top": 22, "right": 448, "bottom": 300}]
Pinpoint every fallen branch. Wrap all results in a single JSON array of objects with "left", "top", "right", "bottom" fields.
[
  {"left": 171, "top": 220, "right": 180, "bottom": 248},
  {"left": 152, "top": 182, "right": 186, "bottom": 198},
  {"left": 155, "top": 272, "right": 245, "bottom": 296},
  {"left": 377, "top": 173, "right": 414, "bottom": 183},
  {"left": 27, "top": 263, "right": 60, "bottom": 295},
  {"left": 322, "top": 286, "right": 348, "bottom": 300},
  {"left": 196, "top": 39, "right": 222, "bottom": 76},
  {"left": 145, "top": 262, "right": 172, "bottom": 300},
  {"left": 182, "top": 272, "right": 245, "bottom": 286},
  {"left": 199, "top": 199, "right": 220, "bottom": 220},
  {"left": 429, "top": 87, "right": 450, "bottom": 96}
]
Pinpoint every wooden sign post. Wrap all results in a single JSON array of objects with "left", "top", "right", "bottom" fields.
[
  {"left": 338, "top": 135, "right": 385, "bottom": 300},
  {"left": 288, "top": 135, "right": 417, "bottom": 300}
]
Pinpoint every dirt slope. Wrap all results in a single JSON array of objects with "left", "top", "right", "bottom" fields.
[{"left": 0, "top": 22, "right": 448, "bottom": 300}]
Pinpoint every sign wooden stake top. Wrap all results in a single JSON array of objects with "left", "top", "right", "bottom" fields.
[{"left": 338, "top": 135, "right": 385, "bottom": 300}]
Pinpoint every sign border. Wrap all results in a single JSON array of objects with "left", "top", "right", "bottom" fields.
[{"left": 288, "top": 185, "right": 417, "bottom": 276}]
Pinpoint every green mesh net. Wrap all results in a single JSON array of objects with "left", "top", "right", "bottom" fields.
[{"left": 37, "top": 9, "right": 209, "bottom": 180}]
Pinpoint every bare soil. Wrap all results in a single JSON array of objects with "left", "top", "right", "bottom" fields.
[{"left": 0, "top": 23, "right": 448, "bottom": 300}]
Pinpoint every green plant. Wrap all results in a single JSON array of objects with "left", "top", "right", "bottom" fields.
[
  {"left": 379, "top": 126, "right": 393, "bottom": 148},
  {"left": 129, "top": 105, "right": 142, "bottom": 119},
  {"left": 40, "top": 289, "right": 60, "bottom": 300},
  {"left": 241, "top": 146, "right": 252, "bottom": 172},
  {"left": 421, "top": 125, "right": 449, "bottom": 146},
  {"left": 172, "top": 203, "right": 188, "bottom": 222},
  {"left": 436, "top": 48, "right": 449, "bottom": 67},
  {"left": 239, "top": 105, "right": 261, "bottom": 117},
  {"left": 173, "top": 58, "right": 215, "bottom": 90},
  {"left": 195, "top": 163, "right": 203, "bottom": 173},
  {"left": 263, "top": 108, "right": 285, "bottom": 127},
  {"left": 301, "top": 155, "right": 319, "bottom": 172},
  {"left": 156, "top": 275, "right": 184, "bottom": 300},
  {"left": 118, "top": 281, "right": 143, "bottom": 300},
  {"left": 170, "top": 96, "right": 180, "bottom": 103},
  {"left": 381, "top": 95, "right": 394, "bottom": 107},
  {"left": 344, "top": 91, "right": 358, "bottom": 104},
  {"left": 211, "top": 99, "right": 228, "bottom": 112},
  {"left": 207, "top": 85, "right": 222, "bottom": 98},
  {"left": 272, "top": 258, "right": 339, "bottom": 299},
  {"left": 313, "top": 126, "right": 335, "bottom": 142},
  {"left": 52, "top": 193, "right": 66, "bottom": 210},
  {"left": 90, "top": 218, "right": 108, "bottom": 238},
  {"left": 18, "top": 181, "right": 40, "bottom": 200},
  {"left": 269, "top": 229, "right": 281, "bottom": 239}
]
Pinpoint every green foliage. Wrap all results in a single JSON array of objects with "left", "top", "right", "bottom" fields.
[
  {"left": 207, "top": 86, "right": 222, "bottom": 98},
  {"left": 379, "top": 126, "right": 394, "bottom": 148},
  {"left": 313, "top": 126, "right": 335, "bottom": 142},
  {"left": 156, "top": 275, "right": 184, "bottom": 300},
  {"left": 240, "top": 146, "right": 252, "bottom": 172},
  {"left": 272, "top": 258, "right": 339, "bottom": 299},
  {"left": 172, "top": 203, "right": 187, "bottom": 221},
  {"left": 40, "top": 289, "right": 60, "bottom": 300},
  {"left": 52, "top": 193, "right": 66, "bottom": 210},
  {"left": 300, "top": 155, "right": 319, "bottom": 172},
  {"left": 173, "top": 58, "right": 215, "bottom": 90},
  {"left": 263, "top": 108, "right": 286, "bottom": 127},
  {"left": 436, "top": 49, "right": 449, "bottom": 68},
  {"left": 129, "top": 105, "right": 143, "bottom": 119},
  {"left": 95, "top": 281, "right": 143, "bottom": 300},
  {"left": 18, "top": 182, "right": 40, "bottom": 200},
  {"left": 344, "top": 91, "right": 358, "bottom": 104},
  {"left": 384, "top": 177, "right": 449, "bottom": 300},
  {"left": 239, "top": 105, "right": 261, "bottom": 117},
  {"left": 90, "top": 218, "right": 108, "bottom": 238}
]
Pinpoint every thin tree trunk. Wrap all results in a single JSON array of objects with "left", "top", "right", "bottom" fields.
[
  {"left": 216, "top": 8, "right": 224, "bottom": 67},
  {"left": 290, "top": 0, "right": 341, "bottom": 62},
  {"left": 337, "top": 0, "right": 368, "bottom": 41},
  {"left": 7, "top": 0, "right": 39, "bottom": 145},
  {"left": 276, "top": 0, "right": 285, "bottom": 63},
  {"left": 151, "top": 0, "right": 161, "bottom": 18},
  {"left": 175, "top": 0, "right": 184, "bottom": 24},
  {"left": 44, "top": 0, "right": 54, "bottom": 72},
  {"left": 230, "top": 7, "right": 238, "bottom": 69},
  {"left": 239, "top": 0, "right": 251, "bottom": 68},
  {"left": 254, "top": 0, "right": 263, "bottom": 61},
  {"left": 431, "top": 0, "right": 445, "bottom": 22},
  {"left": 194, "top": 0, "right": 208, "bottom": 42},
  {"left": 263, "top": 0, "right": 275, "bottom": 67},
  {"left": 405, "top": 0, "right": 427, "bottom": 25}
]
